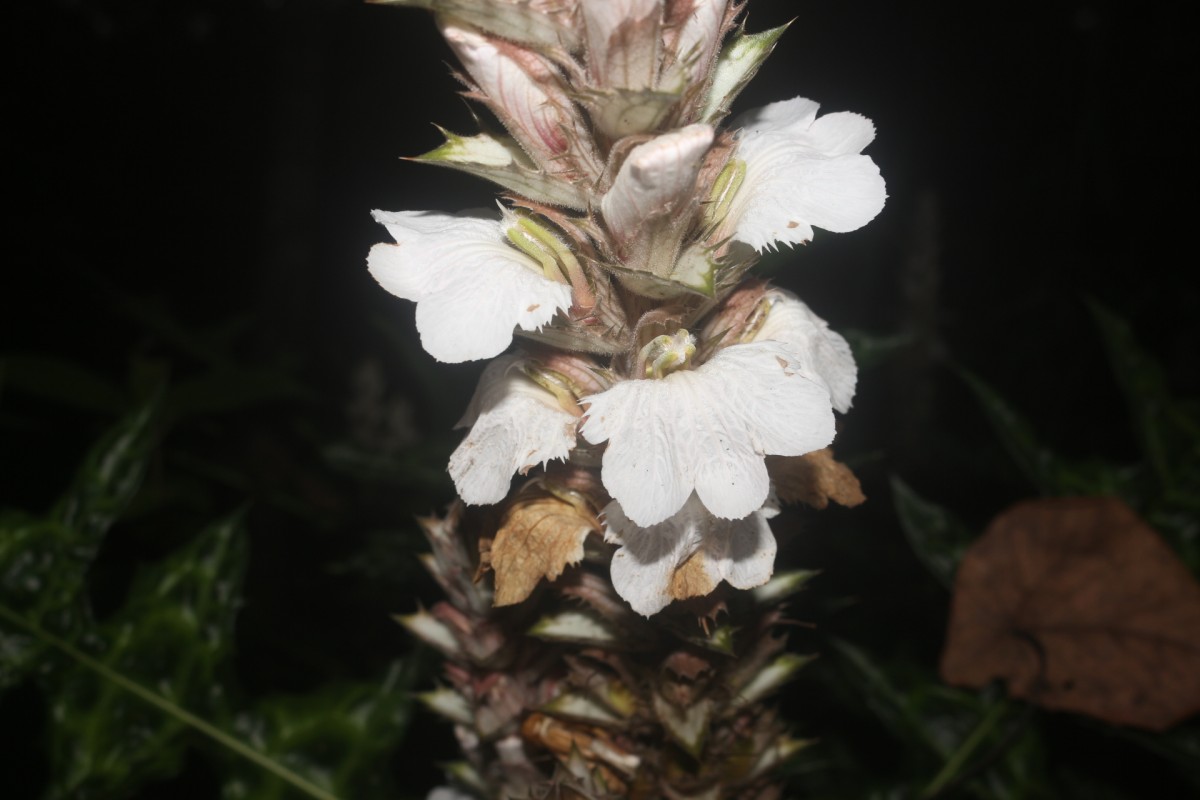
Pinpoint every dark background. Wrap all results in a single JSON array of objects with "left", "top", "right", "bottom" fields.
[{"left": 5, "top": 0, "right": 1196, "bottom": 795}]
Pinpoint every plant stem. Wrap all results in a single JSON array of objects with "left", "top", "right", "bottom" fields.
[
  {"left": 920, "top": 698, "right": 1008, "bottom": 799},
  {"left": 0, "top": 603, "right": 340, "bottom": 800}
]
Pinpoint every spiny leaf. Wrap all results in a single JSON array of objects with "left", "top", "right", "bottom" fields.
[{"left": 890, "top": 476, "right": 973, "bottom": 590}]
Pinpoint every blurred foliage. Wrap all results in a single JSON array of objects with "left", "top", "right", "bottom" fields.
[
  {"left": 780, "top": 302, "right": 1200, "bottom": 798},
  {"left": 0, "top": 295, "right": 448, "bottom": 799}
]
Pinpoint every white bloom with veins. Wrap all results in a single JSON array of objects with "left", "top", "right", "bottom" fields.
[
  {"left": 367, "top": 210, "right": 572, "bottom": 364},
  {"left": 449, "top": 355, "right": 579, "bottom": 505},
  {"left": 719, "top": 96, "right": 886, "bottom": 252},
  {"left": 750, "top": 288, "right": 858, "bottom": 413},
  {"left": 581, "top": 340, "right": 834, "bottom": 527},
  {"left": 604, "top": 493, "right": 778, "bottom": 617}
]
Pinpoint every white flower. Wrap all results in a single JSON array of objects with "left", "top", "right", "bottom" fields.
[
  {"left": 604, "top": 493, "right": 777, "bottom": 616},
  {"left": 448, "top": 356, "right": 579, "bottom": 505},
  {"left": 367, "top": 210, "right": 572, "bottom": 363},
  {"left": 749, "top": 288, "right": 858, "bottom": 413},
  {"left": 718, "top": 96, "right": 886, "bottom": 252},
  {"left": 580, "top": 340, "right": 834, "bottom": 526}
]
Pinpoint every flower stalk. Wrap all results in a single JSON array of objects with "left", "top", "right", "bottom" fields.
[{"left": 366, "top": 1, "right": 885, "bottom": 796}]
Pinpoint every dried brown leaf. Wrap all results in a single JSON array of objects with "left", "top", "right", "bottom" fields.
[
  {"left": 492, "top": 493, "right": 600, "bottom": 607},
  {"left": 767, "top": 448, "right": 865, "bottom": 509},
  {"left": 941, "top": 496, "right": 1200, "bottom": 731}
]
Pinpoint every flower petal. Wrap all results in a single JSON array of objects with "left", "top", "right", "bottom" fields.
[
  {"left": 581, "top": 341, "right": 834, "bottom": 526},
  {"left": 368, "top": 210, "right": 572, "bottom": 363},
  {"left": 604, "top": 494, "right": 777, "bottom": 616},
  {"left": 752, "top": 288, "right": 858, "bottom": 413},
  {"left": 725, "top": 96, "right": 886, "bottom": 251},
  {"left": 449, "top": 356, "right": 579, "bottom": 505}
]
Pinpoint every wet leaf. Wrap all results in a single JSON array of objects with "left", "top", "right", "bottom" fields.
[
  {"left": 1, "top": 400, "right": 159, "bottom": 688},
  {"left": 55, "top": 396, "right": 159, "bottom": 542},
  {"left": 891, "top": 476, "right": 973, "bottom": 589},
  {"left": 768, "top": 449, "right": 866, "bottom": 509},
  {"left": 941, "top": 496, "right": 1200, "bottom": 731},
  {"left": 489, "top": 491, "right": 599, "bottom": 607}
]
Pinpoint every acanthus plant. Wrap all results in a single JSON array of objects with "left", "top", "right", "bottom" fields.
[{"left": 366, "top": 0, "right": 885, "bottom": 796}]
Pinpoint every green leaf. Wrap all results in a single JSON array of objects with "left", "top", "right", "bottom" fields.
[
  {"left": 958, "top": 369, "right": 1063, "bottom": 495},
  {"left": 44, "top": 512, "right": 248, "bottom": 798},
  {"left": 890, "top": 476, "right": 973, "bottom": 590},
  {"left": 1087, "top": 299, "right": 1195, "bottom": 490},
  {"left": 220, "top": 661, "right": 417, "bottom": 800},
  {"left": 0, "top": 515, "right": 85, "bottom": 688},
  {"left": 55, "top": 396, "right": 160, "bottom": 542},
  {"left": 1, "top": 400, "right": 160, "bottom": 687},
  {"left": 828, "top": 638, "right": 945, "bottom": 761}
]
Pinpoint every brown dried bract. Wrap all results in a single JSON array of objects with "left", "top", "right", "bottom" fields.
[
  {"left": 491, "top": 491, "right": 600, "bottom": 607},
  {"left": 940, "top": 496, "right": 1200, "bottom": 731},
  {"left": 768, "top": 448, "right": 866, "bottom": 509}
]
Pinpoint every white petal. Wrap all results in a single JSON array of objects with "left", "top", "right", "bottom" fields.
[
  {"left": 752, "top": 289, "right": 858, "bottom": 413},
  {"left": 368, "top": 210, "right": 572, "bottom": 363},
  {"left": 603, "top": 496, "right": 699, "bottom": 616},
  {"left": 449, "top": 356, "right": 578, "bottom": 505},
  {"left": 600, "top": 124, "right": 714, "bottom": 244},
  {"left": 581, "top": 341, "right": 834, "bottom": 525},
  {"left": 726, "top": 96, "right": 886, "bottom": 251},
  {"left": 603, "top": 494, "right": 776, "bottom": 616}
]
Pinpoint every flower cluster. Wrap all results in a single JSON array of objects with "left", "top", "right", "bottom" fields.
[{"left": 368, "top": 0, "right": 885, "bottom": 616}]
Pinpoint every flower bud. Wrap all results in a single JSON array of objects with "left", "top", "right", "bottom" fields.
[
  {"left": 442, "top": 23, "right": 600, "bottom": 182},
  {"left": 580, "top": 0, "right": 663, "bottom": 90},
  {"left": 371, "top": 0, "right": 581, "bottom": 51},
  {"left": 659, "top": 0, "right": 727, "bottom": 94}
]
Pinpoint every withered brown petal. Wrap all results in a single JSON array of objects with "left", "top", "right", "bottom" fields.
[
  {"left": 940, "top": 496, "right": 1200, "bottom": 731},
  {"left": 768, "top": 448, "right": 866, "bottom": 509},
  {"left": 492, "top": 495, "right": 599, "bottom": 606},
  {"left": 668, "top": 551, "right": 721, "bottom": 603}
]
